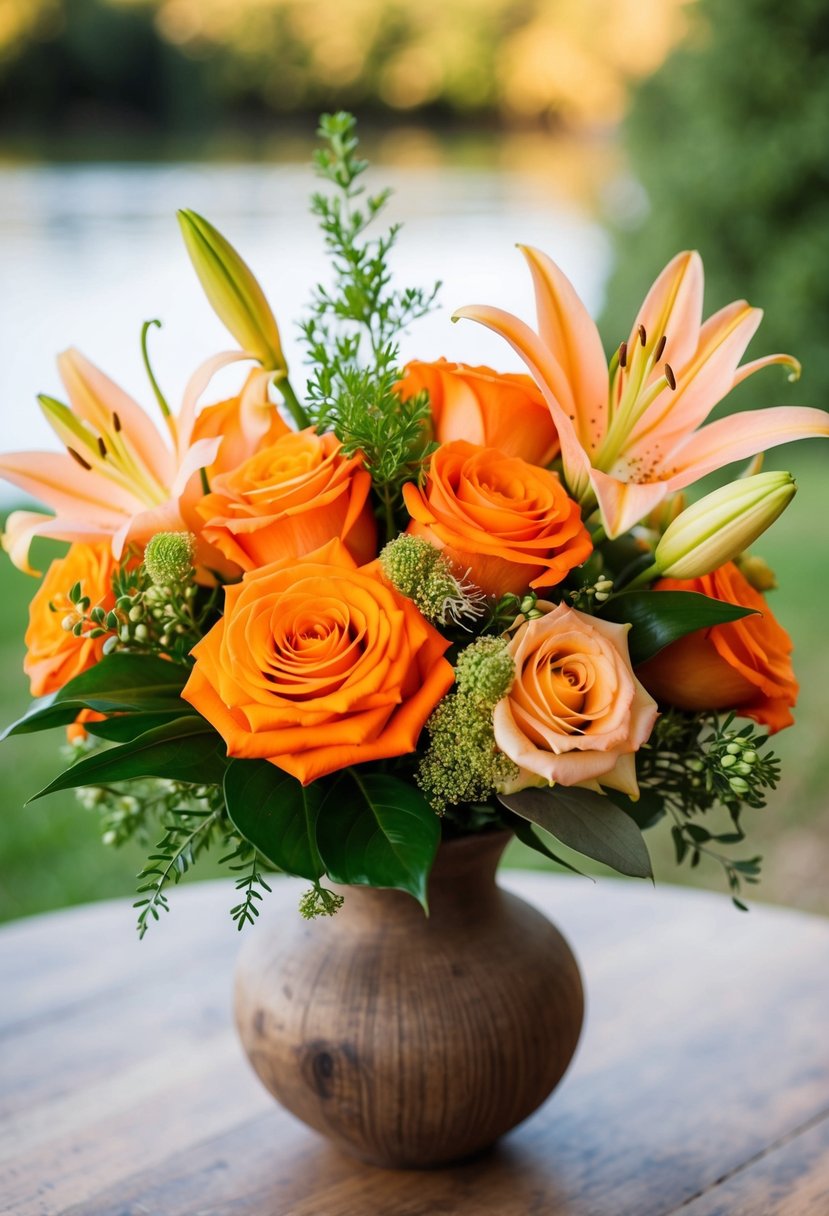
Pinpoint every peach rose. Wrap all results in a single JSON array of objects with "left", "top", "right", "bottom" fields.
[
  {"left": 195, "top": 428, "right": 377, "bottom": 573},
  {"left": 494, "top": 603, "right": 658, "bottom": 796},
  {"left": 182, "top": 539, "right": 455, "bottom": 785},
  {"left": 402, "top": 440, "right": 592, "bottom": 598},
  {"left": 24, "top": 542, "right": 117, "bottom": 697},
  {"left": 399, "top": 359, "right": 560, "bottom": 466},
  {"left": 637, "top": 563, "right": 798, "bottom": 733}
]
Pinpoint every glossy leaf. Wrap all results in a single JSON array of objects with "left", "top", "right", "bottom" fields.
[
  {"left": 2, "top": 654, "right": 189, "bottom": 739},
  {"left": 224, "top": 759, "right": 325, "bottom": 881},
  {"left": 30, "top": 716, "right": 227, "bottom": 800},
  {"left": 1, "top": 695, "right": 78, "bottom": 741},
  {"left": 84, "top": 711, "right": 187, "bottom": 743},
  {"left": 508, "top": 814, "right": 589, "bottom": 878},
  {"left": 316, "top": 770, "right": 440, "bottom": 910},
  {"left": 599, "top": 590, "right": 757, "bottom": 665},
  {"left": 498, "top": 784, "right": 653, "bottom": 880}
]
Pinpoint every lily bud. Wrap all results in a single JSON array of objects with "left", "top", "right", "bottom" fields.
[
  {"left": 735, "top": 553, "right": 778, "bottom": 593},
  {"left": 177, "top": 209, "right": 286, "bottom": 374},
  {"left": 655, "top": 471, "right": 796, "bottom": 579}
]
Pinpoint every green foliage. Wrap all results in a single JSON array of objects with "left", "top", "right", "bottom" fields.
[
  {"left": 315, "top": 769, "right": 440, "bottom": 910},
  {"left": 603, "top": 0, "right": 829, "bottom": 409},
  {"left": 31, "top": 715, "right": 228, "bottom": 799},
  {"left": 134, "top": 791, "right": 225, "bottom": 938},
  {"left": 634, "top": 711, "right": 780, "bottom": 908},
  {"left": 2, "top": 652, "right": 189, "bottom": 739},
  {"left": 224, "top": 759, "right": 324, "bottom": 881},
  {"left": 599, "top": 590, "right": 757, "bottom": 666},
  {"left": 499, "top": 785, "right": 653, "bottom": 880},
  {"left": 302, "top": 113, "right": 440, "bottom": 539}
]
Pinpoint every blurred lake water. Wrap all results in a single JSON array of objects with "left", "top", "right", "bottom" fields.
[{"left": 0, "top": 136, "right": 616, "bottom": 496}]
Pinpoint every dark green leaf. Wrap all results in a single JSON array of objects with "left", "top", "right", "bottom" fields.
[
  {"left": 685, "top": 823, "right": 712, "bottom": 843},
  {"left": 672, "top": 825, "right": 688, "bottom": 865},
  {"left": 30, "top": 716, "right": 227, "bottom": 799},
  {"left": 600, "top": 590, "right": 757, "bottom": 666},
  {"left": 508, "top": 814, "right": 589, "bottom": 878},
  {"left": 316, "top": 770, "right": 440, "bottom": 910},
  {"left": 2, "top": 654, "right": 190, "bottom": 740},
  {"left": 1, "top": 695, "right": 78, "bottom": 741},
  {"left": 607, "top": 787, "right": 666, "bottom": 831},
  {"left": 84, "top": 711, "right": 186, "bottom": 743},
  {"left": 224, "top": 759, "right": 325, "bottom": 881},
  {"left": 498, "top": 785, "right": 653, "bottom": 880},
  {"left": 52, "top": 653, "right": 190, "bottom": 709}
]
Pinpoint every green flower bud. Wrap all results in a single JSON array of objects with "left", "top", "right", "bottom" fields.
[
  {"left": 729, "top": 776, "right": 750, "bottom": 794},
  {"left": 380, "top": 535, "right": 485, "bottom": 625},
  {"left": 177, "top": 209, "right": 286, "bottom": 373},
  {"left": 655, "top": 471, "right": 796, "bottom": 579},
  {"left": 144, "top": 531, "right": 196, "bottom": 588},
  {"left": 455, "top": 637, "right": 515, "bottom": 707}
]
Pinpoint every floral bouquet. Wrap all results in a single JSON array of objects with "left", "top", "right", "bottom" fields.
[{"left": 3, "top": 114, "right": 827, "bottom": 935}]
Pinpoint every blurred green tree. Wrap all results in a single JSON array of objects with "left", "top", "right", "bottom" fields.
[{"left": 601, "top": 0, "right": 829, "bottom": 409}]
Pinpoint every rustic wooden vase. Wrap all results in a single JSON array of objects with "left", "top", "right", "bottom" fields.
[{"left": 234, "top": 829, "right": 584, "bottom": 1169}]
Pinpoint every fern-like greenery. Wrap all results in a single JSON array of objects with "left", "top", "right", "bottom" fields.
[{"left": 301, "top": 111, "right": 440, "bottom": 540}]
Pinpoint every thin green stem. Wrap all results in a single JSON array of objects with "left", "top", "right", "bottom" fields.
[
  {"left": 277, "top": 376, "right": 311, "bottom": 430},
  {"left": 624, "top": 561, "right": 660, "bottom": 591},
  {"left": 140, "top": 320, "right": 174, "bottom": 426}
]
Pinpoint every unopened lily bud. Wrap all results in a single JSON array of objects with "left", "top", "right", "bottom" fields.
[
  {"left": 144, "top": 531, "right": 196, "bottom": 587},
  {"left": 735, "top": 553, "right": 778, "bottom": 593},
  {"left": 655, "top": 472, "right": 796, "bottom": 579},
  {"left": 177, "top": 209, "right": 286, "bottom": 373}
]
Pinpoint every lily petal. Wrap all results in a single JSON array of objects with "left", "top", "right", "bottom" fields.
[
  {"left": 519, "top": 245, "right": 609, "bottom": 452},
  {"left": 628, "top": 302, "right": 763, "bottom": 455},
  {"left": 629, "top": 251, "right": 704, "bottom": 370},
  {"left": 665, "top": 406, "right": 829, "bottom": 490},
  {"left": 177, "top": 349, "right": 258, "bottom": 451},
  {"left": 58, "top": 349, "right": 175, "bottom": 487},
  {"left": 0, "top": 451, "right": 140, "bottom": 518},
  {"left": 171, "top": 435, "right": 223, "bottom": 498},
  {"left": 590, "top": 468, "right": 671, "bottom": 539},
  {"left": 2, "top": 509, "right": 114, "bottom": 575},
  {"left": 453, "top": 303, "right": 592, "bottom": 497},
  {"left": 733, "top": 352, "right": 802, "bottom": 388}
]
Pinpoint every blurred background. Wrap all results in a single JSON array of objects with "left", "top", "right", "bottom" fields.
[{"left": 1, "top": 0, "right": 827, "bottom": 922}]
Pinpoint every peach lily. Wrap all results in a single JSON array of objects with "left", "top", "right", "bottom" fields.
[
  {"left": 454, "top": 248, "right": 829, "bottom": 537},
  {"left": 0, "top": 346, "right": 280, "bottom": 575}
]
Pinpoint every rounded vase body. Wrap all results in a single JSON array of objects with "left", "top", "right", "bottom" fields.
[{"left": 234, "top": 830, "right": 584, "bottom": 1169}]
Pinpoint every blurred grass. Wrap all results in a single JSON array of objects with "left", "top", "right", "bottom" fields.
[{"left": 1, "top": 443, "right": 828, "bottom": 924}]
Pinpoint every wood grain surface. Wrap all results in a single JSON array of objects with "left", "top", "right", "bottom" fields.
[{"left": 1, "top": 872, "right": 828, "bottom": 1216}]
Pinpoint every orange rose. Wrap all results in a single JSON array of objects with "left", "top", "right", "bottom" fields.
[
  {"left": 402, "top": 440, "right": 591, "bottom": 598},
  {"left": 190, "top": 370, "right": 289, "bottom": 481},
  {"left": 182, "top": 539, "right": 454, "bottom": 785},
  {"left": 637, "top": 562, "right": 798, "bottom": 733},
  {"left": 399, "top": 359, "right": 560, "bottom": 466},
  {"left": 195, "top": 428, "right": 377, "bottom": 573},
  {"left": 494, "top": 603, "right": 658, "bottom": 796},
  {"left": 24, "top": 542, "right": 117, "bottom": 697}
]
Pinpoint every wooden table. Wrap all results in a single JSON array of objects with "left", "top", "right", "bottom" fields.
[{"left": 2, "top": 873, "right": 828, "bottom": 1216}]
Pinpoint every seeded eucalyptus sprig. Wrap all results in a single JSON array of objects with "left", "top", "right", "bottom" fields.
[
  {"left": 301, "top": 112, "right": 441, "bottom": 539},
  {"left": 630, "top": 710, "right": 780, "bottom": 909}
]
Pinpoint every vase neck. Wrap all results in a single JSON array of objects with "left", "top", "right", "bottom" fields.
[{"left": 332, "top": 829, "right": 512, "bottom": 929}]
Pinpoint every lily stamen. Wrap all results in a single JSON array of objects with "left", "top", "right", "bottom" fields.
[
  {"left": 654, "top": 334, "right": 667, "bottom": 363},
  {"left": 67, "top": 447, "right": 92, "bottom": 471}
]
